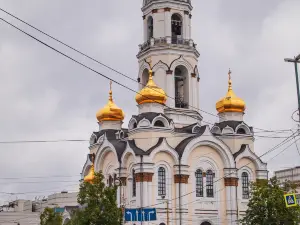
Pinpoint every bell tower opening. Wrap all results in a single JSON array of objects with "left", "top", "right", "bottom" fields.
[
  {"left": 141, "top": 68, "right": 149, "bottom": 86},
  {"left": 147, "top": 16, "right": 154, "bottom": 40},
  {"left": 174, "top": 66, "right": 189, "bottom": 109},
  {"left": 171, "top": 14, "right": 183, "bottom": 44}
]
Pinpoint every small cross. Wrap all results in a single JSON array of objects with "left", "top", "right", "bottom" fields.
[
  {"left": 228, "top": 68, "right": 232, "bottom": 80},
  {"left": 110, "top": 80, "right": 112, "bottom": 91}
]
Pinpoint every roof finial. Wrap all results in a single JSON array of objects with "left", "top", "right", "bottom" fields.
[
  {"left": 109, "top": 80, "right": 113, "bottom": 101},
  {"left": 147, "top": 57, "right": 153, "bottom": 80},
  {"left": 228, "top": 68, "right": 232, "bottom": 91}
]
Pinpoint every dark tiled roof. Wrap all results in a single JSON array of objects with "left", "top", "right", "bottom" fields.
[
  {"left": 132, "top": 112, "right": 172, "bottom": 124},
  {"left": 93, "top": 129, "right": 127, "bottom": 163},
  {"left": 233, "top": 144, "right": 263, "bottom": 163},
  {"left": 175, "top": 126, "right": 207, "bottom": 158},
  {"left": 128, "top": 138, "right": 164, "bottom": 156},
  {"left": 174, "top": 123, "right": 199, "bottom": 133},
  {"left": 213, "top": 121, "right": 253, "bottom": 133}
]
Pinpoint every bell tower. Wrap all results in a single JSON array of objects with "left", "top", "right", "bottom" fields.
[{"left": 137, "top": 0, "right": 202, "bottom": 127}]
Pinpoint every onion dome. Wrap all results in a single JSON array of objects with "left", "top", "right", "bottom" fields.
[
  {"left": 84, "top": 164, "right": 95, "bottom": 183},
  {"left": 96, "top": 81, "right": 125, "bottom": 122},
  {"left": 216, "top": 70, "right": 246, "bottom": 113},
  {"left": 135, "top": 68, "right": 167, "bottom": 105}
]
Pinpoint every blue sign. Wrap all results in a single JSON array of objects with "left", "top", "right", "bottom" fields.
[
  {"left": 124, "top": 208, "right": 157, "bottom": 222},
  {"left": 284, "top": 193, "right": 297, "bottom": 208},
  {"left": 54, "top": 207, "right": 65, "bottom": 213}
]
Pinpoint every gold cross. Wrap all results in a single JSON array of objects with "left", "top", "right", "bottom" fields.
[{"left": 228, "top": 68, "right": 232, "bottom": 80}]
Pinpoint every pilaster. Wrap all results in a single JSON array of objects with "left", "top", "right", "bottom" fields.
[{"left": 224, "top": 168, "right": 238, "bottom": 225}]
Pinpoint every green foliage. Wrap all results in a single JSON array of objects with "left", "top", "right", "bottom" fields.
[
  {"left": 241, "top": 177, "right": 300, "bottom": 225},
  {"left": 40, "top": 207, "right": 63, "bottom": 225},
  {"left": 67, "top": 171, "right": 122, "bottom": 225}
]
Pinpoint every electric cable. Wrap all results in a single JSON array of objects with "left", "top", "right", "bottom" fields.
[{"left": 0, "top": 8, "right": 296, "bottom": 134}]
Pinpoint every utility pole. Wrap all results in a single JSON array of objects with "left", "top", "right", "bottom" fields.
[{"left": 284, "top": 54, "right": 300, "bottom": 124}]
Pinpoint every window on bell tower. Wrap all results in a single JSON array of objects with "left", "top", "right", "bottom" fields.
[
  {"left": 175, "top": 66, "right": 189, "bottom": 109},
  {"left": 171, "top": 14, "right": 182, "bottom": 44},
  {"left": 147, "top": 16, "right": 153, "bottom": 40}
]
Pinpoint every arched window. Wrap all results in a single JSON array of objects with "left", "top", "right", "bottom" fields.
[
  {"left": 201, "top": 222, "right": 212, "bottom": 225},
  {"left": 142, "top": 68, "right": 149, "bottom": 86},
  {"left": 237, "top": 128, "right": 246, "bottom": 134},
  {"left": 154, "top": 120, "right": 165, "bottom": 127},
  {"left": 132, "top": 169, "right": 136, "bottom": 197},
  {"left": 133, "top": 122, "right": 137, "bottom": 129},
  {"left": 158, "top": 167, "right": 166, "bottom": 196},
  {"left": 174, "top": 66, "right": 189, "bottom": 109},
  {"left": 109, "top": 175, "right": 113, "bottom": 187},
  {"left": 147, "top": 16, "right": 153, "bottom": 40},
  {"left": 242, "top": 172, "right": 250, "bottom": 199},
  {"left": 195, "top": 169, "right": 203, "bottom": 197},
  {"left": 206, "top": 170, "right": 214, "bottom": 198},
  {"left": 171, "top": 14, "right": 182, "bottom": 44}
]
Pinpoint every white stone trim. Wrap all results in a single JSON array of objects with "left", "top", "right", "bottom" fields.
[{"left": 149, "top": 138, "right": 179, "bottom": 164}]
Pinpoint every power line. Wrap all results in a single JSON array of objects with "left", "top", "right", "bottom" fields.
[
  {"left": 141, "top": 131, "right": 298, "bottom": 209},
  {"left": 0, "top": 8, "right": 295, "bottom": 134}
]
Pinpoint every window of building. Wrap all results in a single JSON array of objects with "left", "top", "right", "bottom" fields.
[
  {"left": 206, "top": 170, "right": 214, "bottom": 198},
  {"left": 132, "top": 169, "right": 136, "bottom": 197},
  {"left": 174, "top": 66, "right": 189, "bottom": 109},
  {"left": 158, "top": 167, "right": 166, "bottom": 196},
  {"left": 195, "top": 169, "right": 203, "bottom": 197},
  {"left": 237, "top": 128, "right": 246, "bottom": 134},
  {"left": 154, "top": 120, "right": 165, "bottom": 127},
  {"left": 171, "top": 14, "right": 182, "bottom": 44},
  {"left": 147, "top": 16, "right": 153, "bottom": 40},
  {"left": 201, "top": 222, "right": 212, "bottom": 225},
  {"left": 242, "top": 172, "right": 250, "bottom": 199}
]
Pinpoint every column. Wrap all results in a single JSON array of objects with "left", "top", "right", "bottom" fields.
[
  {"left": 174, "top": 165, "right": 189, "bottom": 225},
  {"left": 134, "top": 163, "right": 154, "bottom": 225},
  {"left": 184, "top": 11, "right": 190, "bottom": 40},
  {"left": 164, "top": 8, "right": 171, "bottom": 37},
  {"left": 166, "top": 70, "right": 175, "bottom": 107},
  {"left": 224, "top": 168, "right": 238, "bottom": 225}
]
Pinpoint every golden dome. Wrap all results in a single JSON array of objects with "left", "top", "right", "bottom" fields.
[
  {"left": 216, "top": 70, "right": 246, "bottom": 113},
  {"left": 96, "top": 81, "right": 125, "bottom": 122},
  {"left": 135, "top": 68, "right": 167, "bottom": 105},
  {"left": 84, "top": 164, "right": 95, "bottom": 183}
]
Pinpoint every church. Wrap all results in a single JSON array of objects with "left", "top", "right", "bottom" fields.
[{"left": 81, "top": 0, "right": 268, "bottom": 224}]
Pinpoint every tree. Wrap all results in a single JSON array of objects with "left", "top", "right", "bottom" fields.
[
  {"left": 67, "top": 171, "right": 122, "bottom": 225},
  {"left": 241, "top": 177, "right": 300, "bottom": 225},
  {"left": 40, "top": 207, "right": 63, "bottom": 225}
]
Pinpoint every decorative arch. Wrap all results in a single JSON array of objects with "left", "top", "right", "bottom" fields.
[
  {"left": 236, "top": 123, "right": 251, "bottom": 135},
  {"left": 222, "top": 126, "right": 234, "bottom": 135},
  {"left": 171, "top": 13, "right": 183, "bottom": 39},
  {"left": 128, "top": 118, "right": 138, "bottom": 130},
  {"left": 138, "top": 118, "right": 151, "bottom": 128},
  {"left": 211, "top": 126, "right": 221, "bottom": 135},
  {"left": 149, "top": 139, "right": 180, "bottom": 165},
  {"left": 95, "top": 144, "right": 119, "bottom": 172},
  {"left": 181, "top": 134, "right": 235, "bottom": 168},
  {"left": 152, "top": 115, "right": 170, "bottom": 128},
  {"left": 170, "top": 56, "right": 193, "bottom": 72},
  {"left": 235, "top": 145, "right": 267, "bottom": 171},
  {"left": 81, "top": 154, "right": 93, "bottom": 178},
  {"left": 152, "top": 60, "right": 169, "bottom": 72}
]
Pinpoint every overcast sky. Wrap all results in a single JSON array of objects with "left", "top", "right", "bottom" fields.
[{"left": 0, "top": 0, "right": 300, "bottom": 205}]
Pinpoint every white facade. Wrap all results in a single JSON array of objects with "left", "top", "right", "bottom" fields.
[
  {"left": 81, "top": 1, "right": 268, "bottom": 225},
  {"left": 0, "top": 192, "right": 78, "bottom": 225}
]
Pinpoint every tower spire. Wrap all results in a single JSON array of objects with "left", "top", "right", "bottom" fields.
[{"left": 228, "top": 68, "right": 232, "bottom": 91}]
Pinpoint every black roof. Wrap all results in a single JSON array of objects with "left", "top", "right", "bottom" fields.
[
  {"left": 213, "top": 121, "right": 253, "bottom": 132},
  {"left": 174, "top": 123, "right": 199, "bottom": 134},
  {"left": 128, "top": 138, "right": 164, "bottom": 156},
  {"left": 132, "top": 112, "right": 172, "bottom": 124},
  {"left": 175, "top": 125, "right": 207, "bottom": 158}
]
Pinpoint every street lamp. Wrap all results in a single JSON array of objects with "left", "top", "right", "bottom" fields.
[{"left": 284, "top": 54, "right": 300, "bottom": 123}]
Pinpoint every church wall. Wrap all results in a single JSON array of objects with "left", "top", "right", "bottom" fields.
[
  {"left": 186, "top": 145, "right": 226, "bottom": 225},
  {"left": 97, "top": 151, "right": 118, "bottom": 177},
  {"left": 220, "top": 137, "right": 254, "bottom": 154},
  {"left": 152, "top": 151, "right": 176, "bottom": 222}
]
